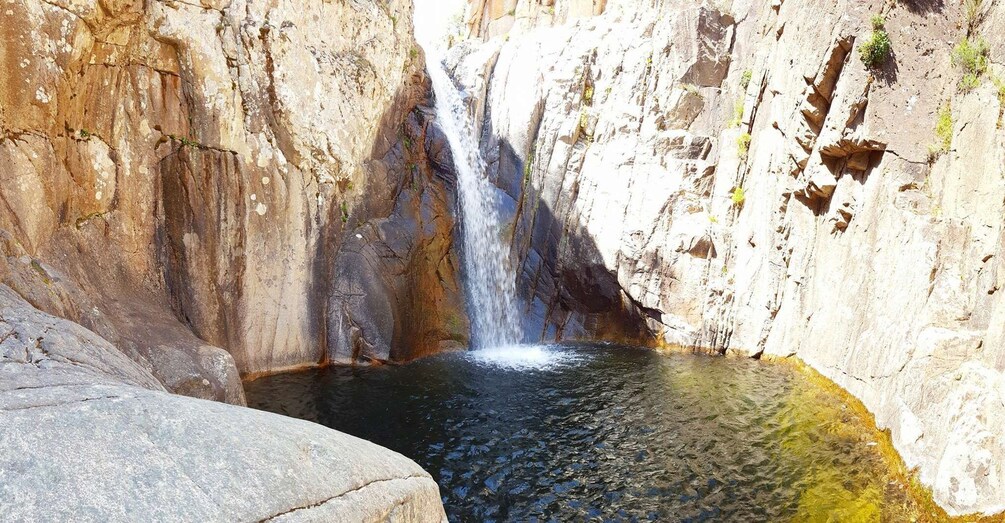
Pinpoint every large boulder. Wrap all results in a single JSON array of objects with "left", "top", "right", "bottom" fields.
[{"left": 0, "top": 285, "right": 447, "bottom": 522}]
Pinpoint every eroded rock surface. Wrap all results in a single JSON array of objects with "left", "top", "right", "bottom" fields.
[
  {"left": 454, "top": 0, "right": 1005, "bottom": 515},
  {"left": 0, "top": 0, "right": 468, "bottom": 396},
  {"left": 0, "top": 285, "right": 447, "bottom": 522}
]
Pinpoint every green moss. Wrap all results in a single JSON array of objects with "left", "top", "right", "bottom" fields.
[
  {"left": 576, "top": 109, "right": 593, "bottom": 142},
  {"left": 731, "top": 186, "right": 746, "bottom": 207},
  {"left": 30, "top": 260, "right": 52, "bottom": 285},
  {"left": 859, "top": 16, "right": 891, "bottom": 68},
  {"left": 74, "top": 211, "right": 106, "bottom": 229},
  {"left": 736, "top": 132, "right": 751, "bottom": 160},
  {"left": 729, "top": 98, "right": 745, "bottom": 127},
  {"left": 523, "top": 148, "right": 535, "bottom": 183}
]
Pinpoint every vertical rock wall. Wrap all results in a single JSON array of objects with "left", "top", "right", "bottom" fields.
[
  {"left": 454, "top": 0, "right": 1005, "bottom": 515},
  {"left": 0, "top": 0, "right": 468, "bottom": 399}
]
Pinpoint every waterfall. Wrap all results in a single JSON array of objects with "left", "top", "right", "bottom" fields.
[{"left": 414, "top": 4, "right": 522, "bottom": 348}]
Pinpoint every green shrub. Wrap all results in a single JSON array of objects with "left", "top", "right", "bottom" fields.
[
  {"left": 583, "top": 85, "right": 594, "bottom": 104},
  {"left": 859, "top": 16, "right": 891, "bottom": 68},
  {"left": 737, "top": 132, "right": 751, "bottom": 160},
  {"left": 952, "top": 36, "right": 989, "bottom": 91}
]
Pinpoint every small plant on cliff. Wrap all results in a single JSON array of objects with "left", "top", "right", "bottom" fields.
[
  {"left": 731, "top": 187, "right": 746, "bottom": 207},
  {"left": 952, "top": 36, "right": 989, "bottom": 91},
  {"left": 736, "top": 132, "right": 751, "bottom": 160},
  {"left": 994, "top": 76, "right": 1005, "bottom": 127},
  {"left": 859, "top": 15, "right": 891, "bottom": 68},
  {"left": 729, "top": 98, "right": 745, "bottom": 127},
  {"left": 340, "top": 201, "right": 349, "bottom": 224},
  {"left": 168, "top": 134, "right": 200, "bottom": 148},
  {"left": 928, "top": 102, "right": 953, "bottom": 162},
  {"left": 78, "top": 128, "right": 91, "bottom": 139},
  {"left": 576, "top": 108, "right": 593, "bottom": 142},
  {"left": 740, "top": 69, "right": 753, "bottom": 90},
  {"left": 523, "top": 148, "right": 535, "bottom": 183},
  {"left": 964, "top": 0, "right": 985, "bottom": 30}
]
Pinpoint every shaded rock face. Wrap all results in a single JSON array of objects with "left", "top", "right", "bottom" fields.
[
  {"left": 0, "top": 0, "right": 468, "bottom": 397},
  {"left": 455, "top": 0, "right": 1005, "bottom": 515},
  {"left": 0, "top": 285, "right": 448, "bottom": 522}
]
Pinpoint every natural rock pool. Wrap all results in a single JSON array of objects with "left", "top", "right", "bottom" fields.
[{"left": 247, "top": 344, "right": 928, "bottom": 521}]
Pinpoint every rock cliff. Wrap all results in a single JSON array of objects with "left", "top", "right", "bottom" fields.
[
  {"left": 0, "top": 0, "right": 468, "bottom": 401},
  {"left": 456, "top": 0, "right": 1005, "bottom": 515}
]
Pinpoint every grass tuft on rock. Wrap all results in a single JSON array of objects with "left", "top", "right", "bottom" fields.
[{"left": 929, "top": 102, "right": 953, "bottom": 162}]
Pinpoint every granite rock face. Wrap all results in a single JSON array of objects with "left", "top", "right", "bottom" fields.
[
  {"left": 455, "top": 0, "right": 1005, "bottom": 515},
  {"left": 0, "top": 285, "right": 447, "bottom": 522},
  {"left": 0, "top": 0, "right": 467, "bottom": 395}
]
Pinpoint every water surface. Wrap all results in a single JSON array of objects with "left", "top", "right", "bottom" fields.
[{"left": 247, "top": 344, "right": 924, "bottom": 522}]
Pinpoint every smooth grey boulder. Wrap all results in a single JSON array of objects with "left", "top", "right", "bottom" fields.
[{"left": 0, "top": 285, "right": 447, "bottom": 522}]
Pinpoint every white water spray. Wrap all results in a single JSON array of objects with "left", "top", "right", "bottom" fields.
[{"left": 414, "top": 3, "right": 522, "bottom": 348}]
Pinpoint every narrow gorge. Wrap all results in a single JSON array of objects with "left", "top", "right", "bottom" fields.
[{"left": 1, "top": 0, "right": 1004, "bottom": 521}]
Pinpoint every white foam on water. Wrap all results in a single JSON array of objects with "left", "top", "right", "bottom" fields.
[{"left": 466, "top": 344, "right": 582, "bottom": 370}]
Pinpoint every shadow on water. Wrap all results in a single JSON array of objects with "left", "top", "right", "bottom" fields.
[{"left": 247, "top": 345, "right": 927, "bottom": 522}]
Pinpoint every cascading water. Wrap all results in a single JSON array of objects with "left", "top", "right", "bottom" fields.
[{"left": 414, "top": 3, "right": 522, "bottom": 348}]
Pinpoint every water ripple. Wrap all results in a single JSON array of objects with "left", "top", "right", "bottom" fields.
[{"left": 247, "top": 345, "right": 923, "bottom": 522}]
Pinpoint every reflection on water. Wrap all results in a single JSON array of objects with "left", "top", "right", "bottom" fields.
[{"left": 246, "top": 345, "right": 927, "bottom": 522}]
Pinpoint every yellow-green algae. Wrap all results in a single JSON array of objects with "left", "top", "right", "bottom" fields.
[{"left": 656, "top": 341, "right": 1004, "bottom": 522}]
